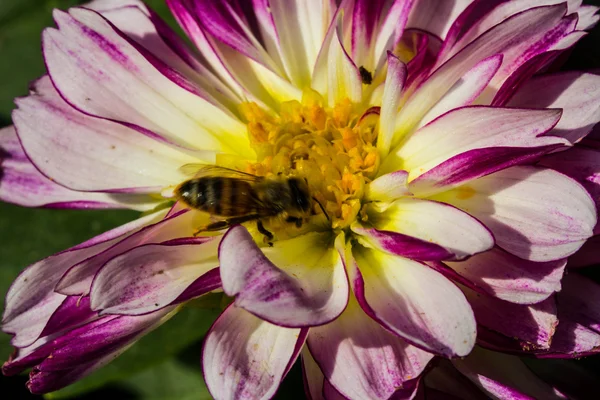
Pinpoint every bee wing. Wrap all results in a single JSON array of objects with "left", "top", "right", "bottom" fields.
[{"left": 178, "top": 163, "right": 262, "bottom": 181}]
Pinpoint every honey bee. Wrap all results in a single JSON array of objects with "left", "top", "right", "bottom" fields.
[{"left": 174, "top": 164, "right": 326, "bottom": 242}]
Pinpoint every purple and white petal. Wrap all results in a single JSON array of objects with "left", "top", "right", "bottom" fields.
[
  {"left": 13, "top": 76, "right": 200, "bottom": 192},
  {"left": 364, "top": 170, "right": 411, "bottom": 203},
  {"left": 3, "top": 296, "right": 96, "bottom": 376},
  {"left": 265, "top": 0, "right": 334, "bottom": 88},
  {"left": 444, "top": 247, "right": 566, "bottom": 304},
  {"left": 86, "top": 0, "right": 241, "bottom": 107},
  {"left": 1, "top": 211, "right": 165, "bottom": 348},
  {"left": 384, "top": 106, "right": 567, "bottom": 193},
  {"left": 378, "top": 53, "right": 407, "bottom": 157},
  {"left": 190, "top": 0, "right": 284, "bottom": 73},
  {"left": 327, "top": 30, "right": 362, "bottom": 106},
  {"left": 462, "top": 285, "right": 558, "bottom": 351},
  {"left": 542, "top": 273, "right": 600, "bottom": 357},
  {"left": 0, "top": 125, "right": 156, "bottom": 209},
  {"left": 397, "top": 4, "right": 575, "bottom": 136},
  {"left": 438, "top": 0, "right": 583, "bottom": 66},
  {"left": 372, "top": 0, "right": 415, "bottom": 74},
  {"left": 90, "top": 238, "right": 219, "bottom": 315},
  {"left": 352, "top": 224, "right": 454, "bottom": 261},
  {"left": 202, "top": 304, "right": 306, "bottom": 400},
  {"left": 418, "top": 55, "right": 503, "bottom": 128},
  {"left": 508, "top": 71, "right": 600, "bottom": 143},
  {"left": 540, "top": 146, "right": 600, "bottom": 212},
  {"left": 351, "top": 245, "right": 476, "bottom": 357},
  {"left": 577, "top": 5, "right": 600, "bottom": 30},
  {"left": 55, "top": 208, "right": 202, "bottom": 296},
  {"left": 452, "top": 346, "right": 567, "bottom": 399},
  {"left": 424, "top": 360, "right": 489, "bottom": 400},
  {"left": 40, "top": 296, "right": 97, "bottom": 338},
  {"left": 43, "top": 7, "right": 251, "bottom": 156},
  {"left": 406, "top": 0, "right": 472, "bottom": 41},
  {"left": 355, "top": 198, "right": 493, "bottom": 260},
  {"left": 219, "top": 226, "right": 349, "bottom": 328},
  {"left": 435, "top": 166, "right": 597, "bottom": 262},
  {"left": 307, "top": 296, "right": 433, "bottom": 400},
  {"left": 27, "top": 307, "right": 175, "bottom": 394}
]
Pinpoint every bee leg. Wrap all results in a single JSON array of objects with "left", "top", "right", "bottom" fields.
[
  {"left": 285, "top": 216, "right": 303, "bottom": 228},
  {"left": 256, "top": 220, "right": 274, "bottom": 246},
  {"left": 197, "top": 214, "right": 261, "bottom": 235}
]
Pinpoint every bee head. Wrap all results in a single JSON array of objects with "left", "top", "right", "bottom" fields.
[{"left": 288, "top": 178, "right": 311, "bottom": 213}]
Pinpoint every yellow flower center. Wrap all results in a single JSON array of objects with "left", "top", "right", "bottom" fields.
[{"left": 239, "top": 89, "right": 380, "bottom": 233}]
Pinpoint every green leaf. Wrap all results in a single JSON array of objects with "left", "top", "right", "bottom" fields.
[
  {"left": 118, "top": 357, "right": 212, "bottom": 400},
  {"left": 0, "top": 0, "right": 88, "bottom": 123},
  {"left": 46, "top": 305, "right": 221, "bottom": 399}
]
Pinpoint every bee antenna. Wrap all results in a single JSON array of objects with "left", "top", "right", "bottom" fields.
[{"left": 312, "top": 197, "right": 330, "bottom": 221}]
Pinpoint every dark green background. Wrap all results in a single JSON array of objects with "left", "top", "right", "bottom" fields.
[{"left": 1, "top": 0, "right": 599, "bottom": 398}]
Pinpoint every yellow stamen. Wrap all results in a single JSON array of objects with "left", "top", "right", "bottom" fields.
[{"left": 240, "top": 90, "right": 381, "bottom": 233}]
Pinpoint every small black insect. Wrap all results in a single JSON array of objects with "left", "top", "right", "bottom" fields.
[{"left": 359, "top": 66, "right": 373, "bottom": 85}]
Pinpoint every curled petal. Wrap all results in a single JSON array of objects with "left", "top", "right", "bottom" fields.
[
  {"left": 307, "top": 296, "right": 433, "bottom": 400},
  {"left": 452, "top": 347, "right": 567, "bottom": 399},
  {"left": 364, "top": 169, "right": 411, "bottom": 203},
  {"left": 508, "top": 71, "right": 600, "bottom": 143},
  {"left": 202, "top": 305, "right": 307, "bottom": 400},
  {"left": 90, "top": 239, "right": 220, "bottom": 315},
  {"left": 357, "top": 198, "right": 493, "bottom": 260},
  {"left": 540, "top": 146, "right": 600, "bottom": 212},
  {"left": 56, "top": 208, "right": 201, "bottom": 296},
  {"left": 373, "top": 0, "right": 415, "bottom": 73},
  {"left": 378, "top": 52, "right": 407, "bottom": 158},
  {"left": 433, "top": 166, "right": 597, "bottom": 262},
  {"left": 43, "top": 7, "right": 250, "bottom": 156},
  {"left": 397, "top": 4, "right": 574, "bottom": 138},
  {"left": 219, "top": 226, "right": 349, "bottom": 327},
  {"left": 0, "top": 125, "right": 156, "bottom": 209},
  {"left": 26, "top": 307, "right": 175, "bottom": 394},
  {"left": 424, "top": 360, "right": 489, "bottom": 400},
  {"left": 264, "top": 0, "right": 334, "bottom": 88},
  {"left": 87, "top": 0, "right": 240, "bottom": 107},
  {"left": 1, "top": 211, "right": 165, "bottom": 348},
  {"left": 418, "top": 54, "right": 503, "bottom": 128},
  {"left": 13, "top": 76, "right": 198, "bottom": 192},
  {"left": 384, "top": 106, "right": 567, "bottom": 193},
  {"left": 542, "top": 273, "right": 600, "bottom": 357},
  {"left": 444, "top": 247, "right": 566, "bottom": 304},
  {"left": 3, "top": 296, "right": 96, "bottom": 376},
  {"left": 351, "top": 245, "right": 476, "bottom": 357},
  {"left": 577, "top": 5, "right": 600, "bottom": 30},
  {"left": 406, "top": 0, "right": 472, "bottom": 40},
  {"left": 461, "top": 285, "right": 558, "bottom": 351},
  {"left": 40, "top": 296, "right": 96, "bottom": 339},
  {"left": 327, "top": 30, "right": 362, "bottom": 106}
]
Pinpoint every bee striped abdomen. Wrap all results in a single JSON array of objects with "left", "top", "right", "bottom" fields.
[{"left": 175, "top": 176, "right": 258, "bottom": 217}]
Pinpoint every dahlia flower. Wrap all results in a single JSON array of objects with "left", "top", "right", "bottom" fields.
[{"left": 2, "top": 0, "right": 600, "bottom": 398}]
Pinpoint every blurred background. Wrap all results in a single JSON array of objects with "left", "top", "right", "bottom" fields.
[{"left": 0, "top": 0, "right": 599, "bottom": 399}]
